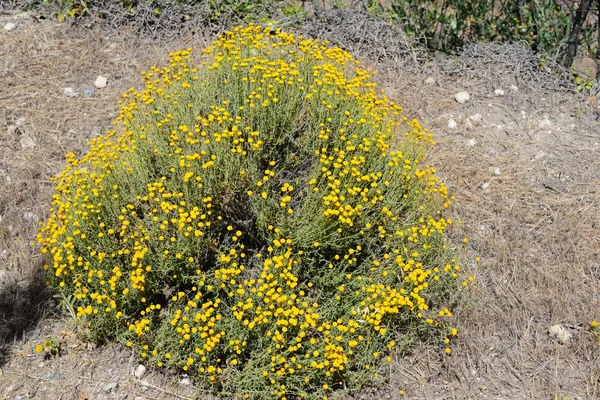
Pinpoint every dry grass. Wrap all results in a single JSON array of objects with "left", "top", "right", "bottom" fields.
[
  {"left": 377, "top": 58, "right": 600, "bottom": 399},
  {"left": 0, "top": 11, "right": 599, "bottom": 400}
]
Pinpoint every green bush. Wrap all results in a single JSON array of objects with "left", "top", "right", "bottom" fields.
[
  {"left": 389, "top": 0, "right": 590, "bottom": 57},
  {"left": 37, "top": 25, "right": 467, "bottom": 398}
]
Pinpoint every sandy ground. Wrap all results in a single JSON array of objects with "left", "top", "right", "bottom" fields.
[{"left": 0, "top": 12, "right": 599, "bottom": 400}]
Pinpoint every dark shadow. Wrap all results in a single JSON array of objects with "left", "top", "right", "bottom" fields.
[{"left": 0, "top": 266, "right": 50, "bottom": 367}]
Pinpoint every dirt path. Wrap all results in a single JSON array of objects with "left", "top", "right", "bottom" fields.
[{"left": 1, "top": 14, "right": 599, "bottom": 400}]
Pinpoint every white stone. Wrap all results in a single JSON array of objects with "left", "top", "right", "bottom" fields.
[
  {"left": 64, "top": 87, "right": 77, "bottom": 97},
  {"left": 94, "top": 76, "right": 108, "bottom": 89},
  {"left": 425, "top": 77, "right": 435, "bottom": 85},
  {"left": 469, "top": 113, "right": 482, "bottom": 122},
  {"left": 102, "top": 382, "right": 119, "bottom": 392},
  {"left": 4, "top": 23, "right": 17, "bottom": 31},
  {"left": 180, "top": 376, "right": 191, "bottom": 386},
  {"left": 23, "top": 212, "right": 37, "bottom": 222},
  {"left": 510, "top": 84, "right": 518, "bottom": 91},
  {"left": 549, "top": 324, "right": 572, "bottom": 344},
  {"left": 534, "top": 151, "right": 546, "bottom": 160},
  {"left": 133, "top": 364, "right": 146, "bottom": 378},
  {"left": 447, "top": 119, "right": 457, "bottom": 129},
  {"left": 491, "top": 167, "right": 501, "bottom": 176},
  {"left": 19, "top": 135, "right": 35, "bottom": 149},
  {"left": 13, "top": 12, "right": 31, "bottom": 20},
  {"left": 539, "top": 118, "right": 552, "bottom": 128},
  {"left": 140, "top": 381, "right": 150, "bottom": 392},
  {"left": 481, "top": 181, "right": 491, "bottom": 190},
  {"left": 466, "top": 139, "right": 476, "bottom": 147},
  {"left": 455, "top": 91, "right": 470, "bottom": 104},
  {"left": 494, "top": 89, "right": 505, "bottom": 96}
]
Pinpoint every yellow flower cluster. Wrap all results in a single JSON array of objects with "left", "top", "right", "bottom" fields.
[{"left": 37, "top": 25, "right": 468, "bottom": 399}]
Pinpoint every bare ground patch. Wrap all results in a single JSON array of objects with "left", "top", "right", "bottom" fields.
[{"left": 1, "top": 13, "right": 599, "bottom": 400}]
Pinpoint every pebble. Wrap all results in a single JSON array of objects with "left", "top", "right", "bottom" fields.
[
  {"left": 534, "top": 151, "right": 546, "bottom": 160},
  {"left": 83, "top": 89, "right": 95, "bottom": 95},
  {"left": 102, "top": 382, "right": 119, "bottom": 393},
  {"left": 490, "top": 167, "right": 501, "bottom": 176},
  {"left": 12, "top": 396, "right": 25, "bottom": 400},
  {"left": 466, "top": 139, "right": 476, "bottom": 147},
  {"left": 510, "top": 84, "right": 518, "bottom": 91},
  {"left": 494, "top": 89, "right": 505, "bottom": 96},
  {"left": 447, "top": 119, "right": 457, "bottom": 129},
  {"left": 180, "top": 376, "right": 191, "bottom": 386},
  {"left": 454, "top": 91, "right": 470, "bottom": 104},
  {"left": 424, "top": 77, "right": 435, "bottom": 85},
  {"left": 481, "top": 181, "right": 491, "bottom": 190},
  {"left": 539, "top": 118, "right": 552, "bottom": 128},
  {"left": 41, "top": 372, "right": 59, "bottom": 381},
  {"left": 139, "top": 381, "right": 150, "bottom": 392},
  {"left": 13, "top": 12, "right": 31, "bottom": 20},
  {"left": 133, "top": 364, "right": 146, "bottom": 378},
  {"left": 19, "top": 135, "right": 36, "bottom": 149},
  {"left": 134, "top": 397, "right": 145, "bottom": 400},
  {"left": 8, "top": 125, "right": 22, "bottom": 137},
  {"left": 94, "top": 76, "right": 108, "bottom": 89},
  {"left": 64, "top": 87, "right": 77, "bottom": 97},
  {"left": 469, "top": 113, "right": 482, "bottom": 122},
  {"left": 4, "top": 22, "right": 17, "bottom": 31},
  {"left": 549, "top": 324, "right": 572, "bottom": 344}
]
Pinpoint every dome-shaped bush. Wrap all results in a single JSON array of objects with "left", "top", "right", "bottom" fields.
[{"left": 37, "top": 25, "right": 463, "bottom": 399}]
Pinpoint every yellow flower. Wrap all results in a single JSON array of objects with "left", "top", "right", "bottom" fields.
[{"left": 35, "top": 345, "right": 43, "bottom": 353}]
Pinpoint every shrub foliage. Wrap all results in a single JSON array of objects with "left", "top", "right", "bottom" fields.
[{"left": 37, "top": 26, "right": 465, "bottom": 398}]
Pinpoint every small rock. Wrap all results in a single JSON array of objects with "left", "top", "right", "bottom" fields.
[
  {"left": 481, "top": 181, "right": 491, "bottom": 190},
  {"left": 42, "top": 372, "right": 59, "bottom": 381},
  {"left": 12, "top": 396, "right": 25, "bottom": 400},
  {"left": 447, "top": 119, "right": 457, "bottom": 129},
  {"left": 8, "top": 125, "right": 23, "bottom": 137},
  {"left": 133, "top": 364, "right": 146, "bottom": 378},
  {"left": 466, "top": 139, "right": 476, "bottom": 147},
  {"left": 549, "top": 324, "right": 572, "bottom": 344},
  {"left": 180, "top": 376, "right": 191, "bottom": 386},
  {"left": 424, "top": 77, "right": 435, "bottom": 85},
  {"left": 494, "top": 89, "right": 505, "bottom": 96},
  {"left": 139, "top": 381, "right": 149, "bottom": 392},
  {"left": 539, "top": 118, "right": 552, "bottom": 128},
  {"left": 534, "top": 151, "right": 546, "bottom": 160},
  {"left": 90, "top": 129, "right": 101, "bottom": 139},
  {"left": 83, "top": 89, "right": 95, "bottom": 95},
  {"left": 13, "top": 12, "right": 31, "bottom": 20},
  {"left": 469, "top": 113, "right": 482, "bottom": 122},
  {"left": 134, "top": 397, "right": 145, "bottom": 400},
  {"left": 4, "top": 23, "right": 17, "bottom": 31},
  {"left": 102, "top": 382, "right": 119, "bottom": 393},
  {"left": 19, "top": 135, "right": 36, "bottom": 149},
  {"left": 455, "top": 91, "right": 471, "bottom": 104},
  {"left": 64, "top": 87, "right": 77, "bottom": 97},
  {"left": 510, "top": 84, "right": 518, "bottom": 91},
  {"left": 489, "top": 167, "right": 501, "bottom": 176},
  {"left": 94, "top": 76, "right": 108, "bottom": 89}
]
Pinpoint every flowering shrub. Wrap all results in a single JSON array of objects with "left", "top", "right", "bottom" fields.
[{"left": 37, "top": 25, "right": 466, "bottom": 398}]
